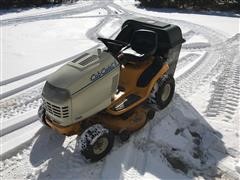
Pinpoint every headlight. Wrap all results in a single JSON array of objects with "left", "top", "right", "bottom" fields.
[{"left": 42, "top": 82, "right": 70, "bottom": 103}]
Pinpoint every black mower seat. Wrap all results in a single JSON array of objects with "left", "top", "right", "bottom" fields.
[{"left": 119, "top": 29, "right": 158, "bottom": 63}]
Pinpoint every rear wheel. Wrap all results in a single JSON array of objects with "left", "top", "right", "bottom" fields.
[
  {"left": 79, "top": 124, "right": 114, "bottom": 162},
  {"left": 150, "top": 75, "right": 175, "bottom": 109}
]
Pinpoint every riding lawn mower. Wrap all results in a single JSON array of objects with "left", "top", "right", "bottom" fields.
[{"left": 38, "top": 18, "right": 185, "bottom": 161}]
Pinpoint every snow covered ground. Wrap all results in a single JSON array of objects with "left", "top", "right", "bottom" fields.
[
  {"left": 1, "top": 0, "right": 240, "bottom": 179},
  {"left": 114, "top": 0, "right": 239, "bottom": 37},
  {"left": 1, "top": 0, "right": 93, "bottom": 20},
  {"left": 2, "top": 18, "right": 99, "bottom": 80}
]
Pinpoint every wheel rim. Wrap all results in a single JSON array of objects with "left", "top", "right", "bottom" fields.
[
  {"left": 161, "top": 84, "right": 171, "bottom": 102},
  {"left": 93, "top": 137, "right": 109, "bottom": 155}
]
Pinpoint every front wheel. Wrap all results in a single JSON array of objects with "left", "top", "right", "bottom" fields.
[
  {"left": 151, "top": 75, "right": 175, "bottom": 109},
  {"left": 79, "top": 124, "right": 114, "bottom": 162},
  {"left": 38, "top": 104, "right": 50, "bottom": 127}
]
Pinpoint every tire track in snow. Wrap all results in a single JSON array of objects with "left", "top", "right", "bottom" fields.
[
  {"left": 176, "top": 53, "right": 202, "bottom": 73},
  {"left": 183, "top": 30, "right": 195, "bottom": 41},
  {"left": 1, "top": 1, "right": 95, "bottom": 26},
  {"left": 173, "top": 30, "right": 227, "bottom": 97},
  {"left": 175, "top": 51, "right": 208, "bottom": 81},
  {"left": 0, "top": 84, "right": 43, "bottom": 119},
  {"left": 205, "top": 35, "right": 240, "bottom": 120},
  {"left": 182, "top": 42, "right": 210, "bottom": 50},
  {"left": 0, "top": 52, "right": 88, "bottom": 86}
]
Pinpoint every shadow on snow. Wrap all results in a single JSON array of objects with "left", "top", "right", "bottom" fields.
[{"left": 30, "top": 93, "right": 227, "bottom": 179}]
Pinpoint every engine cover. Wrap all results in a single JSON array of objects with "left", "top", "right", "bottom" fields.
[{"left": 42, "top": 48, "right": 120, "bottom": 126}]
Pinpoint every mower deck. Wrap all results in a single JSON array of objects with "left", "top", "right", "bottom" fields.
[
  {"left": 45, "top": 105, "right": 153, "bottom": 136},
  {"left": 45, "top": 117, "right": 81, "bottom": 136}
]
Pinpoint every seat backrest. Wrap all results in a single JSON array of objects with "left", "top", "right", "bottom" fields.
[
  {"left": 130, "top": 29, "right": 157, "bottom": 55},
  {"left": 116, "top": 24, "right": 134, "bottom": 44}
]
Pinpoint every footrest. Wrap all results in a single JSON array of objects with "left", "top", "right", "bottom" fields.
[{"left": 113, "top": 94, "right": 141, "bottom": 111}]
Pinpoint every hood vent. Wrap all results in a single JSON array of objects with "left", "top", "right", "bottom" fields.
[
  {"left": 79, "top": 55, "right": 98, "bottom": 66},
  {"left": 72, "top": 53, "right": 89, "bottom": 63}
]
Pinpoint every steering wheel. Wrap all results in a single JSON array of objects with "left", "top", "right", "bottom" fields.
[
  {"left": 98, "top": 37, "right": 128, "bottom": 47},
  {"left": 98, "top": 37, "right": 129, "bottom": 65}
]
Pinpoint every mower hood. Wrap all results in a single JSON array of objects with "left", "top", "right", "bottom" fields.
[{"left": 43, "top": 49, "right": 119, "bottom": 98}]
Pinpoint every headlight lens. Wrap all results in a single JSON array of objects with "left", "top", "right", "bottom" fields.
[{"left": 42, "top": 82, "right": 70, "bottom": 103}]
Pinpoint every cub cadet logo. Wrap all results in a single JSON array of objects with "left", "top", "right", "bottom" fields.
[{"left": 90, "top": 62, "right": 118, "bottom": 82}]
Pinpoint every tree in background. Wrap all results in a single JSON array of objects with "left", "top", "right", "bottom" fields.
[
  {"left": 0, "top": 0, "right": 75, "bottom": 9},
  {"left": 138, "top": 0, "right": 239, "bottom": 10}
]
